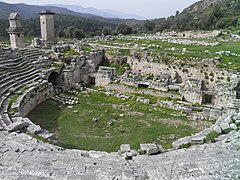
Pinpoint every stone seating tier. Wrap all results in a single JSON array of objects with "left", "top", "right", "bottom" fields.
[{"left": 0, "top": 48, "right": 44, "bottom": 128}]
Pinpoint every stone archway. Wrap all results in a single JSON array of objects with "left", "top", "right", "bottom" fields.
[
  {"left": 236, "top": 82, "right": 240, "bottom": 99},
  {"left": 48, "top": 71, "right": 63, "bottom": 86}
]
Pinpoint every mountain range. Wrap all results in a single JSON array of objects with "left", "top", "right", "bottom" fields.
[
  {"left": 45, "top": 4, "right": 144, "bottom": 20},
  {"left": 0, "top": 1, "right": 98, "bottom": 19},
  {"left": 0, "top": 1, "right": 143, "bottom": 20}
]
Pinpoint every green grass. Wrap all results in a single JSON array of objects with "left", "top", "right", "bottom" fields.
[
  {"left": 28, "top": 100, "right": 64, "bottom": 132},
  {"left": 62, "top": 49, "right": 80, "bottom": 56},
  {"left": 28, "top": 92, "right": 212, "bottom": 152},
  {"left": 82, "top": 45, "right": 93, "bottom": 52},
  {"left": 107, "top": 48, "right": 131, "bottom": 56},
  {"left": 96, "top": 37, "right": 240, "bottom": 70},
  {"left": 9, "top": 94, "right": 19, "bottom": 107},
  {"left": 204, "top": 131, "right": 219, "bottom": 142}
]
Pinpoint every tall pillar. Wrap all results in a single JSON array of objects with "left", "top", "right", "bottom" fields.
[
  {"left": 7, "top": 13, "right": 25, "bottom": 49},
  {"left": 39, "top": 10, "right": 56, "bottom": 45}
]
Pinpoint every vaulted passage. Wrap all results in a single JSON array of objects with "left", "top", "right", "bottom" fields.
[
  {"left": 236, "top": 82, "right": 240, "bottom": 99},
  {"left": 48, "top": 72, "right": 63, "bottom": 86}
]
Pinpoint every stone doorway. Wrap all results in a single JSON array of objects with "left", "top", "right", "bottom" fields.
[
  {"left": 202, "top": 94, "right": 215, "bottom": 105},
  {"left": 48, "top": 72, "right": 63, "bottom": 86}
]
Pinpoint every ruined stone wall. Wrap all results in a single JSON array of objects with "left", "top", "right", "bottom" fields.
[
  {"left": 62, "top": 50, "right": 104, "bottom": 86},
  {"left": 17, "top": 81, "right": 55, "bottom": 117},
  {"left": 128, "top": 57, "right": 230, "bottom": 89},
  {"left": 95, "top": 76, "right": 111, "bottom": 87},
  {"left": 62, "top": 68, "right": 83, "bottom": 87},
  {"left": 88, "top": 51, "right": 104, "bottom": 70}
]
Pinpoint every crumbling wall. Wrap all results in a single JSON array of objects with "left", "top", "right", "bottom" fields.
[
  {"left": 128, "top": 57, "right": 230, "bottom": 89},
  {"left": 16, "top": 81, "right": 55, "bottom": 117}
]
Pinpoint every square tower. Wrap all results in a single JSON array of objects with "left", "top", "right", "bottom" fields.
[
  {"left": 39, "top": 10, "right": 55, "bottom": 44},
  {"left": 7, "top": 13, "right": 25, "bottom": 49}
]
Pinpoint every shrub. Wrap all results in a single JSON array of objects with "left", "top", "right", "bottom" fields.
[
  {"left": 227, "top": 77, "right": 230, "bottom": 82},
  {"left": 125, "top": 156, "right": 133, "bottom": 161},
  {"left": 209, "top": 72, "right": 214, "bottom": 77},
  {"left": 222, "top": 128, "right": 232, "bottom": 134},
  {"left": 138, "top": 149, "right": 147, "bottom": 155},
  {"left": 180, "top": 143, "right": 191, "bottom": 149},
  {"left": 204, "top": 131, "right": 219, "bottom": 142}
]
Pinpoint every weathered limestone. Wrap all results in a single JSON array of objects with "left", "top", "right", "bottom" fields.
[
  {"left": 172, "top": 114, "right": 239, "bottom": 149},
  {"left": 13, "top": 81, "right": 55, "bottom": 117},
  {"left": 0, "top": 30, "right": 240, "bottom": 179},
  {"left": 39, "top": 10, "right": 55, "bottom": 45},
  {"left": 120, "top": 144, "right": 131, "bottom": 153},
  {"left": 7, "top": 13, "right": 25, "bottom": 49},
  {"left": 140, "top": 144, "right": 164, "bottom": 155},
  {"left": 95, "top": 66, "right": 116, "bottom": 86},
  {"left": 1, "top": 129, "right": 239, "bottom": 179},
  {"left": 5, "top": 119, "right": 28, "bottom": 132}
]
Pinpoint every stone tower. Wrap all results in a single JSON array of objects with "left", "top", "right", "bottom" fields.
[
  {"left": 7, "top": 13, "right": 25, "bottom": 49},
  {"left": 39, "top": 10, "right": 55, "bottom": 44}
]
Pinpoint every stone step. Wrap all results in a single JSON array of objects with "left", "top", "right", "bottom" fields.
[
  {"left": 6, "top": 59, "right": 28, "bottom": 69},
  {"left": 0, "top": 95, "right": 8, "bottom": 108},
  {"left": 0, "top": 70, "right": 40, "bottom": 96},
  {"left": 0, "top": 76, "right": 42, "bottom": 115},
  {"left": 1, "top": 113, "right": 11, "bottom": 126},
  {"left": 7, "top": 63, "right": 35, "bottom": 75}
]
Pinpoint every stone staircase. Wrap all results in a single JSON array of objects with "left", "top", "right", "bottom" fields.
[{"left": 0, "top": 48, "right": 44, "bottom": 129}]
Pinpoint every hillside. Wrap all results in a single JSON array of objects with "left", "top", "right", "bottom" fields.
[
  {"left": 0, "top": 1, "right": 129, "bottom": 41},
  {"left": 180, "top": 0, "right": 240, "bottom": 30},
  {"left": 184, "top": 0, "right": 224, "bottom": 13},
  {"left": 0, "top": 1, "right": 98, "bottom": 19},
  {"left": 145, "top": 0, "right": 240, "bottom": 32},
  {"left": 0, "top": 13, "right": 122, "bottom": 41}
]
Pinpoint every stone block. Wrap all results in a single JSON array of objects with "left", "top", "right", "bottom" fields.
[
  {"left": 230, "top": 123, "right": 237, "bottom": 130},
  {"left": 232, "top": 114, "right": 240, "bottom": 121},
  {"left": 5, "top": 120, "right": 28, "bottom": 132},
  {"left": 140, "top": 144, "right": 162, "bottom": 155},
  {"left": 172, "top": 136, "right": 191, "bottom": 149},
  {"left": 219, "top": 122, "right": 231, "bottom": 132},
  {"left": 235, "top": 120, "right": 240, "bottom": 126},
  {"left": 212, "top": 125, "right": 222, "bottom": 134},
  {"left": 126, "top": 150, "right": 138, "bottom": 157},
  {"left": 223, "top": 116, "right": 233, "bottom": 124},
  {"left": 120, "top": 144, "right": 131, "bottom": 153},
  {"left": 191, "top": 134, "right": 205, "bottom": 144},
  {"left": 147, "top": 144, "right": 159, "bottom": 155}
]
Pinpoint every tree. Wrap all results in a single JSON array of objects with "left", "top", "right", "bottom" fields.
[
  {"left": 175, "top": 11, "right": 180, "bottom": 16},
  {"left": 63, "top": 26, "right": 85, "bottom": 39},
  {"left": 116, "top": 23, "right": 133, "bottom": 35},
  {"left": 144, "top": 20, "right": 156, "bottom": 31},
  {"left": 102, "top": 27, "right": 112, "bottom": 36},
  {"left": 64, "top": 26, "right": 75, "bottom": 38},
  {"left": 73, "top": 28, "right": 85, "bottom": 39}
]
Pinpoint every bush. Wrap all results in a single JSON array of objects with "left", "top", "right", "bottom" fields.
[
  {"left": 227, "top": 77, "right": 230, "bottom": 82},
  {"left": 138, "top": 149, "right": 147, "bottom": 155},
  {"left": 125, "top": 156, "right": 133, "bottom": 161},
  {"left": 204, "top": 131, "right": 219, "bottom": 142},
  {"left": 222, "top": 128, "right": 232, "bottom": 134},
  {"left": 180, "top": 143, "right": 191, "bottom": 149}
]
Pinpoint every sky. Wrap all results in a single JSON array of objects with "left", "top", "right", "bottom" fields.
[{"left": 2, "top": 0, "right": 199, "bottom": 19}]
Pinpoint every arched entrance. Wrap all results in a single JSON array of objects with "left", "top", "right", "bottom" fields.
[
  {"left": 236, "top": 81, "right": 240, "bottom": 99},
  {"left": 48, "top": 72, "right": 63, "bottom": 86}
]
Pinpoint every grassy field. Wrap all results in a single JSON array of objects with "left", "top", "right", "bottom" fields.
[
  {"left": 28, "top": 92, "right": 212, "bottom": 152},
  {"left": 96, "top": 38, "right": 240, "bottom": 70}
]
